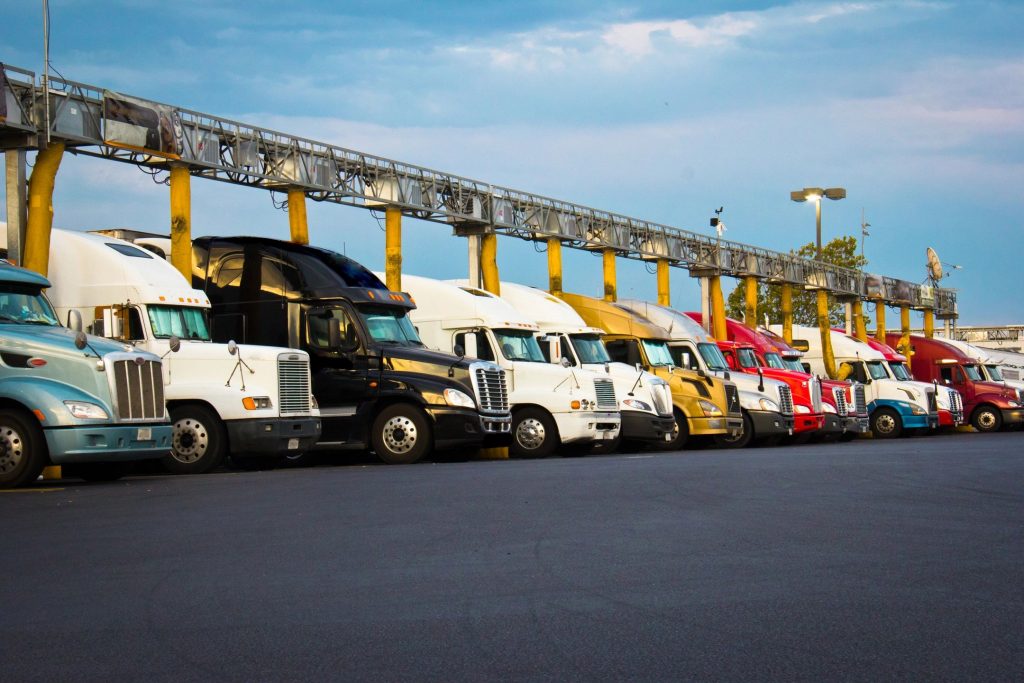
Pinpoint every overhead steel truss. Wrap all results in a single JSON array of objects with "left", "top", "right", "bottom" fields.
[{"left": 0, "top": 63, "right": 956, "bottom": 317}]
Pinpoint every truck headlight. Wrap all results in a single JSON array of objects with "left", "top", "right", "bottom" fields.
[
  {"left": 758, "top": 398, "right": 779, "bottom": 412},
  {"left": 794, "top": 404, "right": 811, "bottom": 414},
  {"left": 1006, "top": 400, "right": 1021, "bottom": 408},
  {"left": 621, "top": 398, "right": 652, "bottom": 412},
  {"left": 443, "top": 388, "right": 476, "bottom": 409},
  {"left": 822, "top": 402, "right": 837, "bottom": 414},
  {"left": 698, "top": 399, "right": 723, "bottom": 417},
  {"left": 242, "top": 397, "right": 273, "bottom": 410},
  {"left": 64, "top": 401, "right": 109, "bottom": 420},
  {"left": 910, "top": 404, "right": 927, "bottom": 415}
]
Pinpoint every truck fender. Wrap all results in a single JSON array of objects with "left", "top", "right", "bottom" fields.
[{"left": 0, "top": 377, "right": 110, "bottom": 428}]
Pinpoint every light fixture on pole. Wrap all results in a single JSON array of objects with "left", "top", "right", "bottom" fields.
[
  {"left": 860, "top": 208, "right": 870, "bottom": 259},
  {"left": 790, "top": 186, "right": 846, "bottom": 259}
]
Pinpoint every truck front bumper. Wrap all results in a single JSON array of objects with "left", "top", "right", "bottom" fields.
[
  {"left": 899, "top": 412, "right": 939, "bottom": 430},
  {"left": 429, "top": 406, "right": 512, "bottom": 450},
  {"left": 999, "top": 408, "right": 1024, "bottom": 425},
  {"left": 688, "top": 414, "right": 743, "bottom": 437},
  {"left": 226, "top": 416, "right": 321, "bottom": 457},
  {"left": 553, "top": 411, "right": 620, "bottom": 445},
  {"left": 938, "top": 410, "right": 963, "bottom": 427},
  {"left": 620, "top": 410, "right": 677, "bottom": 443},
  {"left": 846, "top": 415, "right": 870, "bottom": 433},
  {"left": 44, "top": 424, "right": 174, "bottom": 464},
  {"left": 793, "top": 413, "right": 825, "bottom": 434},
  {"left": 748, "top": 410, "right": 794, "bottom": 438}
]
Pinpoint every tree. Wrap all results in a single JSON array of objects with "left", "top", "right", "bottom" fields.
[{"left": 726, "top": 236, "right": 870, "bottom": 327}]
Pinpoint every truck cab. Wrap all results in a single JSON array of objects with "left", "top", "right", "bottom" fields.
[
  {"left": 559, "top": 293, "right": 742, "bottom": 449},
  {"left": 616, "top": 299, "right": 794, "bottom": 448},
  {"left": 38, "top": 229, "right": 320, "bottom": 474},
  {"left": 780, "top": 325, "right": 938, "bottom": 438},
  {"left": 191, "top": 237, "right": 512, "bottom": 464},
  {"left": 861, "top": 337, "right": 964, "bottom": 429},
  {"left": 0, "top": 260, "right": 173, "bottom": 487},
  {"left": 927, "top": 336, "right": 1024, "bottom": 403},
  {"left": 888, "top": 333, "right": 1024, "bottom": 433},
  {"left": 493, "top": 284, "right": 676, "bottom": 448},
  {"left": 396, "top": 276, "right": 620, "bottom": 458}
]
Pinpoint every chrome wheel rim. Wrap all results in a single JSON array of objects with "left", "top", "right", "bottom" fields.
[
  {"left": 0, "top": 424, "right": 25, "bottom": 474},
  {"left": 382, "top": 416, "right": 418, "bottom": 454},
  {"left": 977, "top": 411, "right": 997, "bottom": 430},
  {"left": 516, "top": 418, "right": 546, "bottom": 451},
  {"left": 172, "top": 418, "right": 209, "bottom": 464},
  {"left": 875, "top": 414, "right": 896, "bottom": 434}
]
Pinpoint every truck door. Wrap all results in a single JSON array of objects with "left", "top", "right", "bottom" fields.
[{"left": 306, "top": 305, "right": 371, "bottom": 445}]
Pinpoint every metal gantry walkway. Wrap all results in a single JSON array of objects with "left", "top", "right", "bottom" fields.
[{"left": 0, "top": 63, "right": 956, "bottom": 317}]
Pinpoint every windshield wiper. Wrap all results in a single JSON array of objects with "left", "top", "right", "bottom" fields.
[{"left": 0, "top": 314, "right": 21, "bottom": 323}]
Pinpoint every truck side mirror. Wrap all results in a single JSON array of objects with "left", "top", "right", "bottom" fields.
[
  {"left": 168, "top": 336, "right": 181, "bottom": 353},
  {"left": 453, "top": 344, "right": 465, "bottom": 358},
  {"left": 560, "top": 357, "right": 572, "bottom": 368},
  {"left": 227, "top": 340, "right": 238, "bottom": 356},
  {"left": 74, "top": 332, "right": 88, "bottom": 350},
  {"left": 328, "top": 321, "right": 343, "bottom": 349},
  {"left": 67, "top": 309, "right": 83, "bottom": 332}
]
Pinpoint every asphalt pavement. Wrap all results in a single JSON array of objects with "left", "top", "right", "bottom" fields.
[{"left": 2, "top": 432, "right": 1022, "bottom": 681}]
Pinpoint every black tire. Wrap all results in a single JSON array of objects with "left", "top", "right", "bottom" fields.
[
  {"left": 64, "top": 462, "right": 130, "bottom": 482},
  {"left": 971, "top": 405, "right": 1003, "bottom": 433},
  {"left": 870, "top": 407, "right": 902, "bottom": 439},
  {"left": 657, "top": 409, "right": 690, "bottom": 451},
  {"left": 510, "top": 407, "right": 559, "bottom": 459},
  {"left": 164, "top": 404, "right": 228, "bottom": 475},
  {"left": 371, "top": 404, "right": 431, "bottom": 465},
  {"left": 0, "top": 409, "right": 48, "bottom": 488},
  {"left": 714, "top": 411, "right": 753, "bottom": 449}
]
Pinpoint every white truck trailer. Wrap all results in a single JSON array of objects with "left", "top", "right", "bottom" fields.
[
  {"left": 394, "top": 275, "right": 621, "bottom": 457},
  {"left": 41, "top": 228, "right": 320, "bottom": 473}
]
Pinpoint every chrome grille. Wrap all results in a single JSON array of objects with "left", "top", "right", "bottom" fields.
[
  {"left": 725, "top": 384, "right": 741, "bottom": 417},
  {"left": 110, "top": 356, "right": 164, "bottom": 422},
  {"left": 854, "top": 384, "right": 868, "bottom": 415},
  {"left": 778, "top": 385, "right": 794, "bottom": 415},
  {"left": 832, "top": 386, "right": 848, "bottom": 416},
  {"left": 472, "top": 364, "right": 509, "bottom": 414},
  {"left": 810, "top": 378, "right": 822, "bottom": 413},
  {"left": 278, "top": 355, "right": 312, "bottom": 415},
  {"left": 593, "top": 378, "right": 617, "bottom": 410}
]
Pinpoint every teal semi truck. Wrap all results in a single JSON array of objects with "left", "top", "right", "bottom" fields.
[{"left": 0, "top": 260, "right": 173, "bottom": 487}]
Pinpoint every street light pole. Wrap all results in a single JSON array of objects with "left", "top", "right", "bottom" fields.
[{"left": 815, "top": 195, "right": 822, "bottom": 259}]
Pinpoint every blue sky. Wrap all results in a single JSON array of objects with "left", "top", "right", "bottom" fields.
[{"left": 2, "top": 0, "right": 1022, "bottom": 324}]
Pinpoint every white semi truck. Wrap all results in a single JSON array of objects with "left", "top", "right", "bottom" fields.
[
  {"left": 40, "top": 228, "right": 320, "bottom": 473},
  {"left": 393, "top": 275, "right": 621, "bottom": 457},
  {"left": 780, "top": 324, "right": 939, "bottom": 438},
  {"left": 617, "top": 299, "right": 796, "bottom": 448},
  {"left": 494, "top": 283, "right": 676, "bottom": 448}
]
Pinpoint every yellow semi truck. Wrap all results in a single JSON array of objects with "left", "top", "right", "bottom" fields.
[{"left": 561, "top": 292, "right": 742, "bottom": 449}]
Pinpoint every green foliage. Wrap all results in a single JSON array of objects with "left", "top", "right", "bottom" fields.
[{"left": 726, "top": 236, "right": 870, "bottom": 327}]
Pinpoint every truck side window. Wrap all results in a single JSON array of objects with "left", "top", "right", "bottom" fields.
[
  {"left": 454, "top": 331, "right": 494, "bottom": 361},
  {"left": 308, "top": 308, "right": 358, "bottom": 351},
  {"left": 954, "top": 367, "right": 966, "bottom": 384},
  {"left": 605, "top": 339, "right": 641, "bottom": 366},
  {"left": 123, "top": 307, "right": 145, "bottom": 342},
  {"left": 722, "top": 350, "right": 738, "bottom": 370},
  {"left": 940, "top": 367, "right": 954, "bottom": 384}
]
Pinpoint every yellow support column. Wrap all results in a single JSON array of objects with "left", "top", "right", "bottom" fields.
[
  {"left": 709, "top": 275, "right": 727, "bottom": 341},
  {"left": 547, "top": 237, "right": 562, "bottom": 296},
  {"left": 817, "top": 290, "right": 837, "bottom": 378},
  {"left": 385, "top": 206, "right": 402, "bottom": 292},
  {"left": 656, "top": 259, "right": 670, "bottom": 307},
  {"left": 781, "top": 283, "right": 793, "bottom": 345},
  {"left": 23, "top": 142, "right": 65, "bottom": 277},
  {"left": 744, "top": 276, "right": 758, "bottom": 329},
  {"left": 899, "top": 305, "right": 913, "bottom": 364},
  {"left": 288, "top": 188, "right": 309, "bottom": 245},
  {"left": 874, "top": 300, "right": 886, "bottom": 343},
  {"left": 481, "top": 233, "right": 500, "bottom": 296},
  {"left": 602, "top": 248, "right": 617, "bottom": 302},
  {"left": 923, "top": 309, "right": 935, "bottom": 339},
  {"left": 853, "top": 300, "right": 867, "bottom": 341},
  {"left": 168, "top": 165, "right": 192, "bottom": 281}
]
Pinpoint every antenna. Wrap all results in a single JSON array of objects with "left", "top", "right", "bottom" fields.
[
  {"left": 926, "top": 247, "right": 943, "bottom": 282},
  {"left": 860, "top": 208, "right": 870, "bottom": 259}
]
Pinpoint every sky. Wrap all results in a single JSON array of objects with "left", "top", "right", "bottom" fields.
[{"left": 1, "top": 0, "right": 1022, "bottom": 324}]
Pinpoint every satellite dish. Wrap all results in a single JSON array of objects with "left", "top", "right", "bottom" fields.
[{"left": 926, "top": 247, "right": 943, "bottom": 281}]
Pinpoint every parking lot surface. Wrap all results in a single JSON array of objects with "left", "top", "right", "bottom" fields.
[{"left": 2, "top": 433, "right": 1022, "bottom": 681}]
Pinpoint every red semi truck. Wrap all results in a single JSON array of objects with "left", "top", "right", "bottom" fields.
[{"left": 888, "top": 333, "right": 1024, "bottom": 433}]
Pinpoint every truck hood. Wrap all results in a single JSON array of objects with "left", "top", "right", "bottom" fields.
[
  {"left": 0, "top": 323, "right": 154, "bottom": 360},
  {"left": 973, "top": 380, "right": 1020, "bottom": 400},
  {"left": 379, "top": 344, "right": 475, "bottom": 371},
  {"left": 146, "top": 338, "right": 307, "bottom": 363}
]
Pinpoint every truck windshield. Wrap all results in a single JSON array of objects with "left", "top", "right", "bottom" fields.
[
  {"left": 494, "top": 329, "right": 545, "bottom": 362},
  {"left": 984, "top": 364, "right": 1004, "bottom": 381},
  {"left": 866, "top": 361, "right": 890, "bottom": 380},
  {"left": 148, "top": 305, "right": 211, "bottom": 340},
  {"left": 962, "top": 364, "right": 983, "bottom": 381},
  {"left": 737, "top": 348, "right": 759, "bottom": 369},
  {"left": 763, "top": 352, "right": 787, "bottom": 369},
  {"left": 697, "top": 342, "right": 729, "bottom": 371},
  {"left": 888, "top": 362, "right": 912, "bottom": 381},
  {"left": 357, "top": 305, "right": 423, "bottom": 346},
  {"left": 0, "top": 284, "right": 59, "bottom": 326},
  {"left": 782, "top": 358, "right": 805, "bottom": 372},
  {"left": 569, "top": 334, "right": 610, "bottom": 364},
  {"left": 641, "top": 340, "right": 675, "bottom": 366}
]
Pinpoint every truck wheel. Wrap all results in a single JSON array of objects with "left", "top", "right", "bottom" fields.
[
  {"left": 657, "top": 409, "right": 690, "bottom": 451},
  {"left": 971, "top": 405, "right": 1002, "bottom": 433},
  {"left": 871, "top": 407, "right": 902, "bottom": 439},
  {"left": 714, "top": 411, "right": 753, "bottom": 449},
  {"left": 165, "top": 405, "right": 227, "bottom": 475},
  {"left": 510, "top": 408, "right": 559, "bottom": 459},
  {"left": 372, "top": 404, "right": 431, "bottom": 465},
  {"left": 0, "top": 409, "right": 48, "bottom": 489}
]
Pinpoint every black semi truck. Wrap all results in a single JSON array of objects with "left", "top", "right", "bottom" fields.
[{"left": 188, "top": 237, "right": 511, "bottom": 464}]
